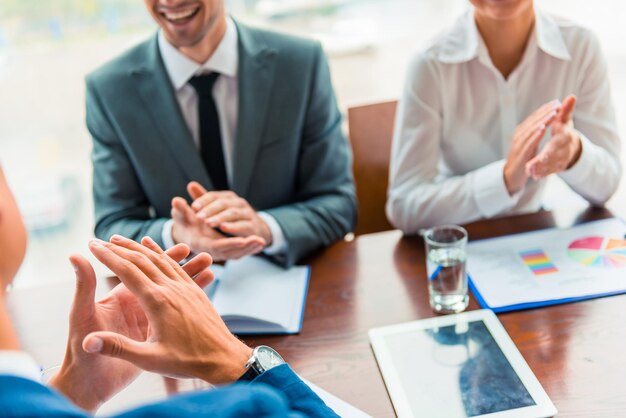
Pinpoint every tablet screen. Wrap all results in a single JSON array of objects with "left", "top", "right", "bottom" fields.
[{"left": 382, "top": 320, "right": 535, "bottom": 417}]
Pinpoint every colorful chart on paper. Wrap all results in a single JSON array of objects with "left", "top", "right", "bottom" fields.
[
  {"left": 519, "top": 249, "right": 559, "bottom": 276},
  {"left": 567, "top": 237, "right": 626, "bottom": 268}
]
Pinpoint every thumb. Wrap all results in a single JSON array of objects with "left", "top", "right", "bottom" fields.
[
  {"left": 69, "top": 254, "right": 96, "bottom": 316},
  {"left": 83, "top": 331, "right": 151, "bottom": 364},
  {"left": 172, "top": 197, "right": 196, "bottom": 223},
  {"left": 559, "top": 94, "right": 576, "bottom": 123},
  {"left": 187, "top": 181, "right": 208, "bottom": 200}
]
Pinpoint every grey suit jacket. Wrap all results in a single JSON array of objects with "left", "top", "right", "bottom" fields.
[{"left": 87, "top": 21, "right": 356, "bottom": 267}]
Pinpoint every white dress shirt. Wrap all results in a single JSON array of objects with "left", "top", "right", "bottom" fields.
[
  {"left": 386, "top": 9, "right": 621, "bottom": 234},
  {"left": 158, "top": 18, "right": 287, "bottom": 255}
]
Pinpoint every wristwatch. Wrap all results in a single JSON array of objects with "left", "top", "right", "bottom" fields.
[{"left": 238, "top": 345, "right": 286, "bottom": 382}]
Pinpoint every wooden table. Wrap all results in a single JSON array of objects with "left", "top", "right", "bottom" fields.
[{"left": 9, "top": 207, "right": 626, "bottom": 417}]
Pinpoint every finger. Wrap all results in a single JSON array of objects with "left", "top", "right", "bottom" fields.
[
  {"left": 529, "top": 100, "right": 561, "bottom": 122},
  {"left": 541, "top": 111, "right": 559, "bottom": 128},
  {"left": 192, "top": 192, "right": 220, "bottom": 212},
  {"left": 527, "top": 143, "right": 561, "bottom": 179},
  {"left": 218, "top": 220, "right": 253, "bottom": 237},
  {"left": 520, "top": 125, "right": 548, "bottom": 179},
  {"left": 529, "top": 160, "right": 553, "bottom": 180},
  {"left": 83, "top": 331, "right": 152, "bottom": 367},
  {"left": 69, "top": 254, "right": 97, "bottom": 316},
  {"left": 193, "top": 269, "right": 215, "bottom": 288},
  {"left": 187, "top": 181, "right": 208, "bottom": 201},
  {"left": 205, "top": 208, "right": 248, "bottom": 227},
  {"left": 213, "top": 237, "right": 266, "bottom": 259},
  {"left": 105, "top": 240, "right": 171, "bottom": 285},
  {"left": 171, "top": 207, "right": 188, "bottom": 229},
  {"left": 193, "top": 191, "right": 239, "bottom": 213},
  {"left": 181, "top": 252, "right": 213, "bottom": 278},
  {"left": 144, "top": 236, "right": 200, "bottom": 284},
  {"left": 211, "top": 235, "right": 266, "bottom": 251},
  {"left": 162, "top": 242, "right": 191, "bottom": 263},
  {"left": 172, "top": 197, "right": 196, "bottom": 224},
  {"left": 197, "top": 197, "right": 240, "bottom": 220},
  {"left": 151, "top": 239, "right": 210, "bottom": 285},
  {"left": 559, "top": 94, "right": 577, "bottom": 123},
  {"left": 206, "top": 236, "right": 264, "bottom": 261},
  {"left": 537, "top": 149, "right": 565, "bottom": 177},
  {"left": 520, "top": 100, "right": 560, "bottom": 132},
  {"left": 89, "top": 240, "right": 153, "bottom": 296},
  {"left": 111, "top": 235, "right": 183, "bottom": 282},
  {"left": 525, "top": 158, "right": 542, "bottom": 179},
  {"left": 520, "top": 123, "right": 547, "bottom": 158},
  {"left": 143, "top": 236, "right": 190, "bottom": 262},
  {"left": 517, "top": 110, "right": 556, "bottom": 145}
]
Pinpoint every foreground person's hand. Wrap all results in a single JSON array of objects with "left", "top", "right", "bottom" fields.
[
  {"left": 83, "top": 235, "right": 253, "bottom": 385},
  {"left": 49, "top": 240, "right": 214, "bottom": 412}
]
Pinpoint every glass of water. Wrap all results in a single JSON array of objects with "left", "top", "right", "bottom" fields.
[{"left": 424, "top": 225, "right": 469, "bottom": 314}]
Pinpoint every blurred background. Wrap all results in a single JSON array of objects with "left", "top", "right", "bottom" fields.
[{"left": 1, "top": 0, "right": 625, "bottom": 288}]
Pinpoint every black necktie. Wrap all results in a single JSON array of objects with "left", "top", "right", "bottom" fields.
[{"left": 188, "top": 73, "right": 229, "bottom": 191}]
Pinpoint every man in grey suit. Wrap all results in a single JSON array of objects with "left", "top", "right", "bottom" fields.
[{"left": 88, "top": 0, "right": 356, "bottom": 267}]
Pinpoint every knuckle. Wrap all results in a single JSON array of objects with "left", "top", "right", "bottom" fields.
[
  {"left": 110, "top": 335, "right": 125, "bottom": 357},
  {"left": 118, "top": 258, "right": 135, "bottom": 275},
  {"left": 128, "top": 251, "right": 148, "bottom": 265},
  {"left": 157, "top": 251, "right": 170, "bottom": 262},
  {"left": 146, "top": 288, "right": 167, "bottom": 307},
  {"left": 155, "top": 252, "right": 172, "bottom": 267}
]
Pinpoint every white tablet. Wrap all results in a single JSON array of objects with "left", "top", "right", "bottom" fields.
[{"left": 369, "top": 310, "right": 557, "bottom": 418}]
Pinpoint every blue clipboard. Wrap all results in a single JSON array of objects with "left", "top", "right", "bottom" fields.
[
  {"left": 468, "top": 273, "right": 626, "bottom": 313},
  {"left": 466, "top": 217, "right": 626, "bottom": 313}
]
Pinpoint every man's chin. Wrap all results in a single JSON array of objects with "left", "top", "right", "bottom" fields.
[{"left": 163, "top": 31, "right": 207, "bottom": 50}]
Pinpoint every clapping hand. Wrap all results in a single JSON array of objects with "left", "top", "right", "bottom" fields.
[
  {"left": 170, "top": 182, "right": 268, "bottom": 261},
  {"left": 188, "top": 182, "right": 273, "bottom": 244},
  {"left": 49, "top": 238, "right": 214, "bottom": 412},
  {"left": 526, "top": 95, "right": 582, "bottom": 180},
  {"left": 82, "top": 235, "right": 252, "bottom": 385},
  {"left": 503, "top": 100, "right": 560, "bottom": 195}
]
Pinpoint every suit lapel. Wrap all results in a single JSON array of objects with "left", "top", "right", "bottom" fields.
[
  {"left": 231, "top": 23, "right": 277, "bottom": 196},
  {"left": 131, "top": 36, "right": 212, "bottom": 190}
]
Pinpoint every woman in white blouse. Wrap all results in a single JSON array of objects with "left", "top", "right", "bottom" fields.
[{"left": 386, "top": 0, "right": 621, "bottom": 233}]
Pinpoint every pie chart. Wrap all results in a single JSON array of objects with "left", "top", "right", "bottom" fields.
[{"left": 567, "top": 236, "right": 626, "bottom": 268}]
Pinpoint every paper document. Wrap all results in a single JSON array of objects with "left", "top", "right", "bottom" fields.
[
  {"left": 207, "top": 256, "right": 310, "bottom": 334},
  {"left": 303, "top": 378, "right": 372, "bottom": 418},
  {"left": 467, "top": 218, "right": 626, "bottom": 311}
]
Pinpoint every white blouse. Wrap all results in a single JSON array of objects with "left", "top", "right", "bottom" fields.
[{"left": 386, "top": 9, "right": 621, "bottom": 234}]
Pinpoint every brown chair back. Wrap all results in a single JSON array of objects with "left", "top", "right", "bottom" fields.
[{"left": 348, "top": 100, "right": 398, "bottom": 235}]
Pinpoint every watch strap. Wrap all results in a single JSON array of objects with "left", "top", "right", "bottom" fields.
[{"left": 238, "top": 365, "right": 260, "bottom": 382}]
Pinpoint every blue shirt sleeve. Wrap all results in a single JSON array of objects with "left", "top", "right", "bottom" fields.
[
  {"left": 0, "top": 365, "right": 339, "bottom": 418},
  {"left": 252, "top": 364, "right": 340, "bottom": 418},
  {"left": 0, "top": 376, "right": 87, "bottom": 418}
]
